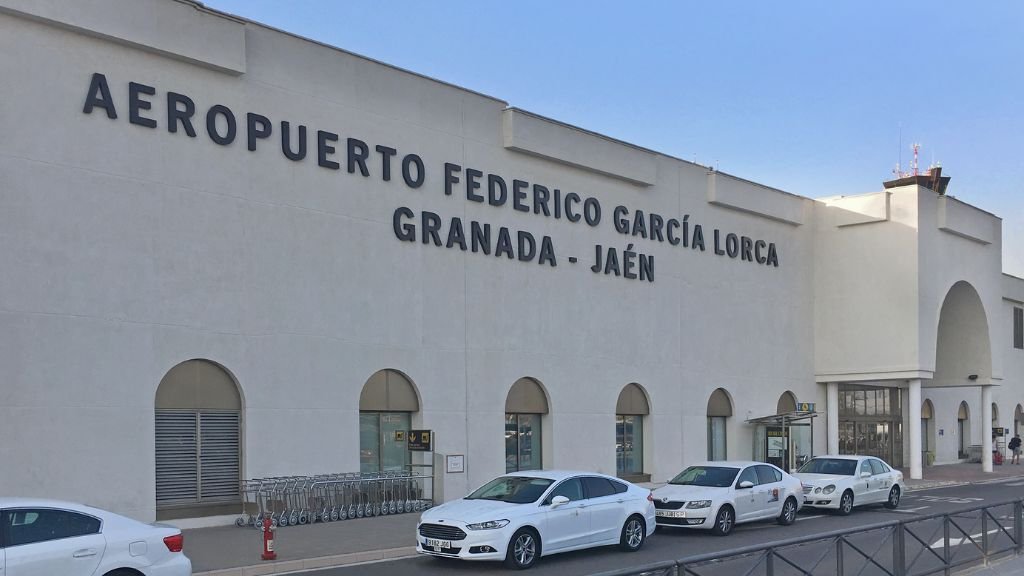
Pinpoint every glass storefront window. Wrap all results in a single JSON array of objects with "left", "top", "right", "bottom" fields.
[
  {"left": 837, "top": 385, "right": 904, "bottom": 467},
  {"left": 359, "top": 411, "right": 410, "bottom": 474},
  {"left": 707, "top": 416, "right": 727, "bottom": 460},
  {"left": 790, "top": 424, "right": 812, "bottom": 469},
  {"left": 616, "top": 415, "right": 644, "bottom": 475},
  {"left": 505, "top": 413, "right": 542, "bottom": 472},
  {"left": 921, "top": 419, "right": 930, "bottom": 452}
]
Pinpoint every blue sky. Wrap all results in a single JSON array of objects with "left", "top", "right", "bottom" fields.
[{"left": 204, "top": 0, "right": 1023, "bottom": 276}]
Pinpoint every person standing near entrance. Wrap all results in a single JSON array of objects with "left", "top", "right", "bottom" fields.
[{"left": 1010, "top": 434, "right": 1022, "bottom": 465}]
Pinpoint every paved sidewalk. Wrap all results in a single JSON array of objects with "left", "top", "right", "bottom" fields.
[
  {"left": 187, "top": 513, "right": 419, "bottom": 575},
  {"left": 901, "top": 462, "right": 1024, "bottom": 491},
  {"left": 185, "top": 463, "right": 1024, "bottom": 576}
]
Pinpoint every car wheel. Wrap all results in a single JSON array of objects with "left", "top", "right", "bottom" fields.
[
  {"left": 619, "top": 515, "right": 646, "bottom": 552},
  {"left": 505, "top": 527, "right": 541, "bottom": 570},
  {"left": 711, "top": 505, "right": 735, "bottom": 536},
  {"left": 777, "top": 497, "right": 797, "bottom": 526},
  {"left": 884, "top": 486, "right": 901, "bottom": 509},
  {"left": 838, "top": 490, "right": 854, "bottom": 516}
]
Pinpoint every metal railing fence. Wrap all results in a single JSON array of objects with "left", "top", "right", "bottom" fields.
[{"left": 594, "top": 499, "right": 1024, "bottom": 576}]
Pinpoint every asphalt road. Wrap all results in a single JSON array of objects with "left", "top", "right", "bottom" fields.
[{"left": 306, "top": 479, "right": 1024, "bottom": 575}]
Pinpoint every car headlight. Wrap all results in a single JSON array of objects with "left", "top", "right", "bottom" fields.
[
  {"left": 822, "top": 485, "right": 836, "bottom": 495},
  {"left": 466, "top": 519, "right": 510, "bottom": 530},
  {"left": 685, "top": 500, "right": 712, "bottom": 509},
  {"left": 814, "top": 487, "right": 822, "bottom": 494}
]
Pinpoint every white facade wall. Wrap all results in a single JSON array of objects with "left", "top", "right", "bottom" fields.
[
  {"left": 0, "top": 0, "right": 1021, "bottom": 523},
  {"left": 0, "top": 2, "right": 818, "bottom": 521}
]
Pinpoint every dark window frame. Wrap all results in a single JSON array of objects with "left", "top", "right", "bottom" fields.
[
  {"left": 869, "top": 459, "right": 888, "bottom": 475},
  {"left": 1014, "top": 307, "right": 1023, "bottom": 349},
  {"left": 1, "top": 508, "right": 102, "bottom": 548},
  {"left": 505, "top": 412, "right": 543, "bottom": 473},
  {"left": 582, "top": 476, "right": 617, "bottom": 499},
  {"left": 736, "top": 466, "right": 759, "bottom": 487},
  {"left": 544, "top": 477, "right": 584, "bottom": 504},
  {"left": 755, "top": 465, "right": 781, "bottom": 484}
]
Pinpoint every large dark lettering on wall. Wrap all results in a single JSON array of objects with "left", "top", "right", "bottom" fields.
[{"left": 80, "top": 72, "right": 786, "bottom": 283}]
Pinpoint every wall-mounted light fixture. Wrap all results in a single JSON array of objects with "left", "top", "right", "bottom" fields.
[{"left": 968, "top": 374, "right": 979, "bottom": 381}]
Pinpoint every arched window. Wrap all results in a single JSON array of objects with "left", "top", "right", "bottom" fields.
[
  {"left": 155, "top": 359, "right": 242, "bottom": 520},
  {"left": 359, "top": 369, "right": 419, "bottom": 473},
  {"left": 777, "top": 391, "right": 797, "bottom": 415},
  {"left": 958, "top": 401, "right": 971, "bottom": 460},
  {"left": 921, "top": 399, "right": 935, "bottom": 461},
  {"left": 505, "top": 378, "right": 549, "bottom": 472},
  {"left": 616, "top": 383, "right": 649, "bottom": 479},
  {"left": 706, "top": 389, "right": 732, "bottom": 460}
]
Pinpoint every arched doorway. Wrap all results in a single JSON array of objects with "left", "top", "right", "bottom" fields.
[
  {"left": 505, "top": 378, "right": 549, "bottom": 472},
  {"left": 933, "top": 281, "right": 992, "bottom": 468},
  {"left": 706, "top": 388, "right": 733, "bottom": 461},
  {"left": 616, "top": 383, "right": 650, "bottom": 481},
  {"left": 747, "top": 391, "right": 817, "bottom": 472},
  {"left": 359, "top": 369, "right": 419, "bottom": 473},
  {"left": 958, "top": 401, "right": 971, "bottom": 460},
  {"left": 155, "top": 359, "right": 242, "bottom": 520},
  {"left": 921, "top": 399, "right": 936, "bottom": 465},
  {"left": 778, "top": 391, "right": 812, "bottom": 471},
  {"left": 933, "top": 282, "right": 992, "bottom": 386}
]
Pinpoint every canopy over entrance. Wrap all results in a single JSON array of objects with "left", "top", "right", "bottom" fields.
[{"left": 746, "top": 410, "right": 818, "bottom": 425}]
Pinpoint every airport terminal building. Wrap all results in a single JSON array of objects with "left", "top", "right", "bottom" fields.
[{"left": 2, "top": 0, "right": 1023, "bottom": 525}]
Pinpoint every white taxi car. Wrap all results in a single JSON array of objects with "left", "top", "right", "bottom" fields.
[
  {"left": 0, "top": 498, "right": 192, "bottom": 576},
  {"left": 651, "top": 461, "right": 802, "bottom": 536},
  {"left": 416, "top": 470, "right": 656, "bottom": 569},
  {"left": 794, "top": 455, "right": 905, "bottom": 515}
]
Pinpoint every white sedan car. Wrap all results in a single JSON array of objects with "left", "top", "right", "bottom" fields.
[
  {"left": 416, "top": 470, "right": 656, "bottom": 569},
  {"left": 0, "top": 498, "right": 191, "bottom": 576},
  {"left": 794, "top": 455, "right": 905, "bottom": 514},
  {"left": 651, "top": 461, "right": 802, "bottom": 536}
]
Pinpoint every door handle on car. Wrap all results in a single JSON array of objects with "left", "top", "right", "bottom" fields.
[{"left": 73, "top": 549, "right": 98, "bottom": 558}]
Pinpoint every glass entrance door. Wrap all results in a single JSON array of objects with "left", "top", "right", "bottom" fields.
[
  {"left": 857, "top": 422, "right": 890, "bottom": 461},
  {"left": 360, "top": 411, "right": 411, "bottom": 473},
  {"left": 839, "top": 421, "right": 901, "bottom": 466},
  {"left": 765, "top": 426, "right": 787, "bottom": 470},
  {"left": 837, "top": 385, "right": 904, "bottom": 467}
]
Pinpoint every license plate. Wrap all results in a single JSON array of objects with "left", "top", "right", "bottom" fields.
[
  {"left": 425, "top": 538, "right": 451, "bottom": 549},
  {"left": 656, "top": 510, "right": 685, "bottom": 518}
]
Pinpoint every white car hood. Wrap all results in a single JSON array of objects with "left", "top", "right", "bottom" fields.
[
  {"left": 421, "top": 498, "right": 523, "bottom": 524},
  {"left": 652, "top": 484, "right": 729, "bottom": 502},
  {"left": 794, "top": 473, "right": 847, "bottom": 485}
]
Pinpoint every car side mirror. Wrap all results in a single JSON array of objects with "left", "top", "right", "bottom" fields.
[
  {"left": 860, "top": 471, "right": 871, "bottom": 478},
  {"left": 550, "top": 495, "right": 570, "bottom": 508},
  {"left": 737, "top": 480, "right": 754, "bottom": 489}
]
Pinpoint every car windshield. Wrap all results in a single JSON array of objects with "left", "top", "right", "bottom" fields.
[
  {"left": 465, "top": 476, "right": 554, "bottom": 504},
  {"left": 798, "top": 458, "right": 858, "bottom": 476},
  {"left": 668, "top": 466, "right": 739, "bottom": 488}
]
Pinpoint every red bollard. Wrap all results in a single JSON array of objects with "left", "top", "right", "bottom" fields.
[{"left": 261, "top": 517, "right": 277, "bottom": 561}]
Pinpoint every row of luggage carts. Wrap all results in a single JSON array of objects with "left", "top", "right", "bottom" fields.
[{"left": 237, "top": 471, "right": 433, "bottom": 528}]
